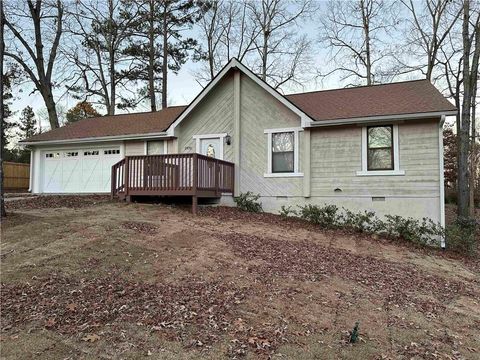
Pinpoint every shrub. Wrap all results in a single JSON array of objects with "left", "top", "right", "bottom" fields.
[
  {"left": 279, "top": 205, "right": 297, "bottom": 218},
  {"left": 234, "top": 192, "right": 263, "bottom": 213},
  {"left": 340, "top": 208, "right": 381, "bottom": 233},
  {"left": 445, "top": 217, "right": 478, "bottom": 255},
  {"left": 383, "top": 215, "right": 443, "bottom": 246},
  {"left": 297, "top": 204, "right": 340, "bottom": 228}
]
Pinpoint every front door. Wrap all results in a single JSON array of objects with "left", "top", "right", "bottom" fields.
[{"left": 199, "top": 138, "right": 222, "bottom": 159}]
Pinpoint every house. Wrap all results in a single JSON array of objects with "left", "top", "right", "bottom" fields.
[{"left": 21, "top": 58, "right": 457, "bottom": 234}]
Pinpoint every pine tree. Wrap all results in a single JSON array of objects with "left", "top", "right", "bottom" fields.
[
  {"left": 17, "top": 106, "right": 37, "bottom": 140},
  {"left": 123, "top": 0, "right": 207, "bottom": 111}
]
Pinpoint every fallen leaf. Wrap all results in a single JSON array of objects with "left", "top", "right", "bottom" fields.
[{"left": 82, "top": 334, "right": 100, "bottom": 343}]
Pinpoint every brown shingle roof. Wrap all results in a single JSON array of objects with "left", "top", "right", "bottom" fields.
[
  {"left": 285, "top": 79, "right": 456, "bottom": 122},
  {"left": 24, "top": 105, "right": 186, "bottom": 143},
  {"left": 23, "top": 79, "right": 455, "bottom": 144}
]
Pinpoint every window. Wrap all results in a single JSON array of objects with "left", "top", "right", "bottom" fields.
[
  {"left": 264, "top": 128, "right": 303, "bottom": 177},
  {"left": 65, "top": 151, "right": 78, "bottom": 157},
  {"left": 104, "top": 149, "right": 120, "bottom": 155},
  {"left": 84, "top": 150, "right": 99, "bottom": 156},
  {"left": 272, "top": 132, "right": 294, "bottom": 173},
  {"left": 45, "top": 152, "right": 60, "bottom": 158},
  {"left": 357, "top": 124, "right": 405, "bottom": 176},
  {"left": 147, "top": 141, "right": 165, "bottom": 155},
  {"left": 367, "top": 126, "right": 393, "bottom": 170}
]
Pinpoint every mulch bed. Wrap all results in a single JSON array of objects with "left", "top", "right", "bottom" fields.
[
  {"left": 5, "top": 195, "right": 110, "bottom": 210},
  {"left": 218, "top": 233, "right": 478, "bottom": 314}
]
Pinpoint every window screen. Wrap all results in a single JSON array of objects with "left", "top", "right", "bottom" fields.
[
  {"left": 272, "top": 132, "right": 294, "bottom": 173},
  {"left": 367, "top": 126, "right": 393, "bottom": 170}
]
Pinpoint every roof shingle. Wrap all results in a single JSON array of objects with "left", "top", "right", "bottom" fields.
[
  {"left": 285, "top": 79, "right": 456, "bottom": 121},
  {"left": 24, "top": 105, "right": 186, "bottom": 143},
  {"left": 23, "top": 79, "right": 455, "bottom": 144}
]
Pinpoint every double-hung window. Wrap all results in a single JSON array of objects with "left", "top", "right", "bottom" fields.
[
  {"left": 264, "top": 128, "right": 303, "bottom": 177},
  {"left": 357, "top": 124, "right": 404, "bottom": 176},
  {"left": 367, "top": 125, "right": 393, "bottom": 170}
]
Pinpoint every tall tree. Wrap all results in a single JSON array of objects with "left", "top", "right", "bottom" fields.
[
  {"left": 158, "top": 0, "right": 205, "bottom": 109},
  {"left": 1, "top": 0, "right": 6, "bottom": 217},
  {"left": 123, "top": 0, "right": 203, "bottom": 111},
  {"left": 3, "top": 0, "right": 64, "bottom": 129},
  {"left": 399, "top": 0, "right": 463, "bottom": 81},
  {"left": 458, "top": 0, "right": 480, "bottom": 217},
  {"left": 66, "top": 101, "right": 101, "bottom": 123},
  {"left": 17, "top": 106, "right": 37, "bottom": 140},
  {"left": 67, "top": 0, "right": 141, "bottom": 115},
  {"left": 195, "top": 0, "right": 259, "bottom": 82},
  {"left": 320, "top": 0, "right": 397, "bottom": 86},
  {"left": 247, "top": 0, "right": 314, "bottom": 89}
]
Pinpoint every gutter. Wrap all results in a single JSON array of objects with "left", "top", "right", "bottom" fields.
[
  {"left": 305, "top": 110, "right": 458, "bottom": 127},
  {"left": 20, "top": 131, "right": 172, "bottom": 146}
]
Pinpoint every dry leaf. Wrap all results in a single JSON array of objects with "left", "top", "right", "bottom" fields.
[{"left": 82, "top": 334, "right": 100, "bottom": 343}]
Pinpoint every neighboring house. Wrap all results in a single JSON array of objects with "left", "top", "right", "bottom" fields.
[{"left": 21, "top": 58, "right": 456, "bottom": 232}]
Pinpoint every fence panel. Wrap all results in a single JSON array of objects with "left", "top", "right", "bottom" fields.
[{"left": 3, "top": 162, "right": 30, "bottom": 191}]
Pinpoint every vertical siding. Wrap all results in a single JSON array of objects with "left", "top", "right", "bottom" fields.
[
  {"left": 176, "top": 73, "right": 235, "bottom": 162},
  {"left": 239, "top": 74, "right": 303, "bottom": 196}
]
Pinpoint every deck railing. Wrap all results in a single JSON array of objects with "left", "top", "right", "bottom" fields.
[{"left": 111, "top": 153, "right": 234, "bottom": 199}]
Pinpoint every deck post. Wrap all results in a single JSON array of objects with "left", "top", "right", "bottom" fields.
[
  {"left": 192, "top": 153, "right": 198, "bottom": 214},
  {"left": 110, "top": 165, "right": 115, "bottom": 199},
  {"left": 124, "top": 156, "right": 130, "bottom": 200}
]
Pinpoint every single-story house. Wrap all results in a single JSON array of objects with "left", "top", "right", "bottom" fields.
[{"left": 21, "top": 58, "right": 457, "bottom": 234}]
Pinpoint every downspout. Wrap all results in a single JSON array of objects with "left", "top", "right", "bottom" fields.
[
  {"left": 439, "top": 115, "right": 446, "bottom": 249},
  {"left": 29, "top": 148, "right": 33, "bottom": 193}
]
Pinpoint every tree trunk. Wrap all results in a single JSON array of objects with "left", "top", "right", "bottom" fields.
[
  {"left": 361, "top": 0, "right": 372, "bottom": 85},
  {"left": 1, "top": 0, "right": 6, "bottom": 218},
  {"left": 457, "top": 0, "right": 472, "bottom": 218},
  {"left": 148, "top": 0, "right": 156, "bottom": 112},
  {"left": 43, "top": 87, "right": 60, "bottom": 128},
  {"left": 261, "top": 28, "right": 268, "bottom": 81},
  {"left": 161, "top": 3, "right": 168, "bottom": 109}
]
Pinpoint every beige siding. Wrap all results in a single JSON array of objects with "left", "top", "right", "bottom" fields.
[
  {"left": 310, "top": 120, "right": 440, "bottom": 197},
  {"left": 124, "top": 140, "right": 145, "bottom": 155},
  {"left": 176, "top": 73, "right": 235, "bottom": 161},
  {"left": 238, "top": 73, "right": 303, "bottom": 196}
]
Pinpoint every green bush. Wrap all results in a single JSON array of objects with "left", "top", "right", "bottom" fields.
[
  {"left": 278, "top": 203, "right": 445, "bottom": 247},
  {"left": 341, "top": 208, "right": 382, "bottom": 233},
  {"left": 297, "top": 204, "right": 340, "bottom": 228},
  {"left": 234, "top": 192, "right": 263, "bottom": 213},
  {"left": 279, "top": 205, "right": 298, "bottom": 218},
  {"left": 445, "top": 217, "right": 478, "bottom": 255}
]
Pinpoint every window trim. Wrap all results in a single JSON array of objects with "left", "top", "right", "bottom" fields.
[
  {"left": 366, "top": 125, "right": 394, "bottom": 171},
  {"left": 357, "top": 124, "right": 405, "bottom": 176},
  {"left": 145, "top": 140, "right": 167, "bottom": 155},
  {"left": 264, "top": 127, "right": 303, "bottom": 178},
  {"left": 193, "top": 133, "right": 227, "bottom": 160}
]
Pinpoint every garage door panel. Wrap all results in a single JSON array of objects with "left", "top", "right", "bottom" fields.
[{"left": 41, "top": 147, "right": 122, "bottom": 193}]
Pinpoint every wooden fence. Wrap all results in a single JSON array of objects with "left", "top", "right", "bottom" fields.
[{"left": 3, "top": 162, "right": 30, "bottom": 191}]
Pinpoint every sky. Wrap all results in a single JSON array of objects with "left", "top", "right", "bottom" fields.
[{"left": 7, "top": 1, "right": 460, "bottom": 141}]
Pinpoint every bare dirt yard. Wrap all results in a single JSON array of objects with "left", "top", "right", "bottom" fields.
[{"left": 1, "top": 196, "right": 479, "bottom": 359}]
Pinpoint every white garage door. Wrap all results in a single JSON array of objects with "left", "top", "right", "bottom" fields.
[{"left": 42, "top": 147, "right": 122, "bottom": 193}]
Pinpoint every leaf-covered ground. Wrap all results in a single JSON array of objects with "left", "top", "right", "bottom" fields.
[{"left": 1, "top": 197, "right": 479, "bottom": 359}]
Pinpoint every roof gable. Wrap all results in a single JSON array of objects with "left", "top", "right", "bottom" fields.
[{"left": 166, "top": 58, "right": 314, "bottom": 135}]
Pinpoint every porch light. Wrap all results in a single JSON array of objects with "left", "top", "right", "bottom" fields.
[{"left": 225, "top": 134, "right": 231, "bottom": 145}]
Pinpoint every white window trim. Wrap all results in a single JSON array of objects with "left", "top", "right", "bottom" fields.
[
  {"left": 144, "top": 140, "right": 168, "bottom": 155},
  {"left": 193, "top": 133, "right": 227, "bottom": 160},
  {"left": 264, "top": 127, "right": 303, "bottom": 178},
  {"left": 356, "top": 124, "right": 405, "bottom": 176}
]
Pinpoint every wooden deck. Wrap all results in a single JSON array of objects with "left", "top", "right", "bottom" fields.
[{"left": 111, "top": 153, "right": 235, "bottom": 213}]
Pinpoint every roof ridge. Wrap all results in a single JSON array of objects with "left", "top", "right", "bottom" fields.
[{"left": 285, "top": 79, "right": 429, "bottom": 97}]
